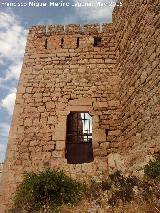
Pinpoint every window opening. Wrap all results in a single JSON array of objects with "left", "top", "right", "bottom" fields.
[
  {"left": 61, "top": 38, "right": 64, "bottom": 48},
  {"left": 45, "top": 38, "right": 48, "bottom": 49},
  {"left": 94, "top": 37, "right": 102, "bottom": 47},
  {"left": 66, "top": 112, "right": 94, "bottom": 164},
  {"left": 77, "top": 37, "right": 79, "bottom": 48}
]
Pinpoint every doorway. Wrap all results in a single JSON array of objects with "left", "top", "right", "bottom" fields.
[{"left": 66, "top": 112, "right": 94, "bottom": 164}]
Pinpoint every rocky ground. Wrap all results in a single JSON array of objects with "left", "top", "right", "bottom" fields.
[{"left": 62, "top": 196, "right": 160, "bottom": 213}]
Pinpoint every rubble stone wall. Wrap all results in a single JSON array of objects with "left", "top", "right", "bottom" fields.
[
  {"left": 0, "top": 24, "right": 121, "bottom": 210},
  {"left": 112, "top": 0, "right": 160, "bottom": 174},
  {"left": 1, "top": 1, "right": 160, "bottom": 211}
]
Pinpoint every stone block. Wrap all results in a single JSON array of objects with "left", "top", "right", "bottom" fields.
[
  {"left": 92, "top": 141, "right": 100, "bottom": 149},
  {"left": 29, "top": 25, "right": 46, "bottom": 36},
  {"left": 17, "top": 126, "right": 24, "bottom": 134},
  {"left": 93, "top": 102, "right": 108, "bottom": 108},
  {"left": 65, "top": 24, "right": 81, "bottom": 34},
  {"left": 51, "top": 151, "right": 63, "bottom": 158},
  {"left": 68, "top": 98, "right": 92, "bottom": 106},
  {"left": 102, "top": 23, "right": 113, "bottom": 33},
  {"left": 48, "top": 116, "right": 57, "bottom": 124},
  {"left": 47, "top": 25, "right": 64, "bottom": 35},
  {"left": 63, "top": 36, "right": 78, "bottom": 49},
  {"left": 46, "top": 102, "right": 55, "bottom": 109},
  {"left": 30, "top": 140, "right": 39, "bottom": 146},
  {"left": 93, "top": 149, "right": 108, "bottom": 157},
  {"left": 67, "top": 105, "right": 93, "bottom": 112},
  {"left": 107, "top": 153, "right": 125, "bottom": 174},
  {"left": 83, "top": 24, "right": 100, "bottom": 34},
  {"left": 56, "top": 141, "right": 65, "bottom": 151},
  {"left": 93, "top": 129, "right": 106, "bottom": 142},
  {"left": 56, "top": 103, "right": 66, "bottom": 110},
  {"left": 93, "top": 115, "right": 99, "bottom": 122},
  {"left": 52, "top": 116, "right": 67, "bottom": 141},
  {"left": 38, "top": 106, "right": 45, "bottom": 112},
  {"left": 100, "top": 142, "right": 110, "bottom": 149},
  {"left": 108, "top": 130, "right": 121, "bottom": 136},
  {"left": 24, "top": 118, "right": 32, "bottom": 126},
  {"left": 43, "top": 144, "right": 55, "bottom": 152},
  {"left": 108, "top": 100, "right": 120, "bottom": 107},
  {"left": 47, "top": 36, "right": 61, "bottom": 49}
]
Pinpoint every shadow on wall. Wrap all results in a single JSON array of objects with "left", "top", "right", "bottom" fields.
[{"left": 0, "top": 163, "right": 4, "bottom": 180}]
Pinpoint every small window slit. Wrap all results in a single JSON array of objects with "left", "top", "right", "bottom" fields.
[
  {"left": 77, "top": 37, "right": 80, "bottom": 48},
  {"left": 94, "top": 37, "right": 102, "bottom": 47},
  {"left": 45, "top": 38, "right": 48, "bottom": 49},
  {"left": 61, "top": 38, "right": 64, "bottom": 48}
]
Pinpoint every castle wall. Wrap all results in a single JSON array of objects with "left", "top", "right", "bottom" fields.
[
  {"left": 1, "top": 1, "right": 159, "bottom": 210},
  {"left": 112, "top": 0, "right": 160, "bottom": 174},
  {"left": 0, "top": 24, "right": 121, "bottom": 210}
]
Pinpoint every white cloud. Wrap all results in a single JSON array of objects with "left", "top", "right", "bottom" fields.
[
  {"left": 0, "top": 144, "right": 7, "bottom": 163},
  {"left": 0, "top": 89, "right": 16, "bottom": 115},
  {"left": 72, "top": 0, "right": 117, "bottom": 22},
  {"left": 1, "top": 62, "right": 22, "bottom": 82},
  {"left": 0, "top": 10, "right": 26, "bottom": 162},
  {"left": 0, "top": 11, "right": 27, "bottom": 115},
  {"left": 0, "top": 11, "right": 27, "bottom": 90},
  {"left": 0, "top": 123, "right": 9, "bottom": 162},
  {"left": 0, "top": 123, "right": 10, "bottom": 137},
  {"left": 0, "top": 11, "right": 27, "bottom": 64}
]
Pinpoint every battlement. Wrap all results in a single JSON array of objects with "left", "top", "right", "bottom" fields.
[
  {"left": 29, "top": 23, "right": 113, "bottom": 37},
  {"left": 27, "top": 23, "right": 114, "bottom": 50}
]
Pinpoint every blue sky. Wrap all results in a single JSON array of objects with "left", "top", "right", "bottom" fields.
[{"left": 0, "top": 0, "right": 116, "bottom": 162}]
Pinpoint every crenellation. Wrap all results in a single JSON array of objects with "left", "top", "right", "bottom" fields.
[
  {"left": 28, "top": 23, "right": 115, "bottom": 41},
  {"left": 65, "top": 24, "right": 81, "bottom": 34},
  {"left": 29, "top": 25, "right": 46, "bottom": 37},
  {"left": 102, "top": 23, "right": 114, "bottom": 33},
  {"left": 83, "top": 24, "right": 100, "bottom": 34},
  {"left": 26, "top": 23, "right": 117, "bottom": 51},
  {"left": 47, "top": 24, "right": 64, "bottom": 35}
]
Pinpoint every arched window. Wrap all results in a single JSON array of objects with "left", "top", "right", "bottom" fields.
[{"left": 65, "top": 112, "right": 94, "bottom": 164}]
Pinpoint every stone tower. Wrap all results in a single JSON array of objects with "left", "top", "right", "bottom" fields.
[
  {"left": 0, "top": 22, "right": 121, "bottom": 210},
  {"left": 0, "top": 0, "right": 160, "bottom": 211}
]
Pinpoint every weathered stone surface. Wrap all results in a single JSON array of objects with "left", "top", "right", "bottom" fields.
[
  {"left": 112, "top": 0, "right": 160, "bottom": 174},
  {"left": 93, "top": 129, "right": 106, "bottom": 142},
  {"left": 68, "top": 98, "right": 92, "bottom": 106},
  {"left": 107, "top": 153, "right": 125, "bottom": 174},
  {"left": 0, "top": 1, "right": 159, "bottom": 211}
]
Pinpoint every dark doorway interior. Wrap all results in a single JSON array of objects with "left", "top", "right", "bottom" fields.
[{"left": 66, "top": 112, "right": 94, "bottom": 164}]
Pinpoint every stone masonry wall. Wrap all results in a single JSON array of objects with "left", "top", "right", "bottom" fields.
[
  {"left": 1, "top": 1, "right": 159, "bottom": 211},
  {"left": 0, "top": 24, "right": 121, "bottom": 210},
  {"left": 111, "top": 0, "right": 160, "bottom": 175}
]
